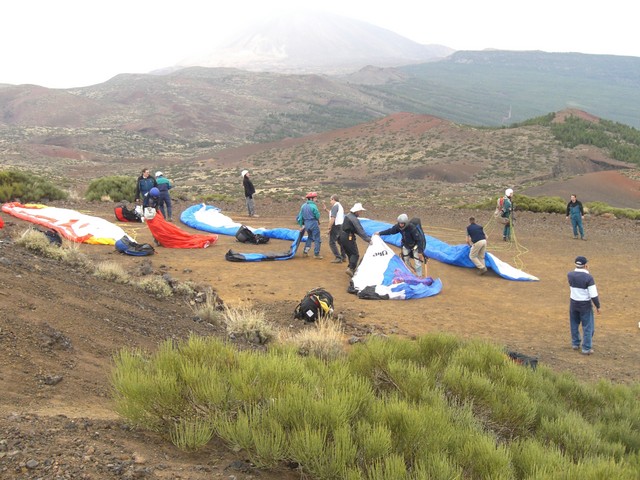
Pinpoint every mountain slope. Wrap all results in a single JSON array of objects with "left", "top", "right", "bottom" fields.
[{"left": 175, "top": 11, "right": 452, "bottom": 74}]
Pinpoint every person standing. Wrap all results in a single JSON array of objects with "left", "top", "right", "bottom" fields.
[
  {"left": 297, "top": 192, "right": 323, "bottom": 259},
  {"left": 134, "top": 168, "right": 157, "bottom": 208},
  {"left": 323, "top": 194, "right": 346, "bottom": 263},
  {"left": 499, "top": 188, "right": 514, "bottom": 241},
  {"left": 568, "top": 256, "right": 601, "bottom": 355},
  {"left": 241, "top": 170, "right": 257, "bottom": 217},
  {"left": 466, "top": 217, "right": 488, "bottom": 275},
  {"left": 339, "top": 203, "right": 371, "bottom": 277},
  {"left": 154, "top": 171, "right": 173, "bottom": 221},
  {"left": 566, "top": 194, "right": 585, "bottom": 240},
  {"left": 374, "top": 213, "right": 427, "bottom": 276}
]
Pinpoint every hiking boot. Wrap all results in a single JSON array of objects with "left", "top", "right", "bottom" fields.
[
  {"left": 345, "top": 268, "right": 355, "bottom": 277},
  {"left": 478, "top": 267, "right": 488, "bottom": 276},
  {"left": 572, "top": 345, "right": 580, "bottom": 351},
  {"left": 331, "top": 257, "right": 343, "bottom": 263},
  {"left": 314, "top": 254, "right": 323, "bottom": 260},
  {"left": 503, "top": 236, "right": 507, "bottom": 241},
  {"left": 302, "top": 251, "right": 309, "bottom": 258},
  {"left": 581, "top": 349, "right": 594, "bottom": 355},
  {"left": 581, "top": 237, "right": 587, "bottom": 241},
  {"left": 573, "top": 236, "right": 579, "bottom": 240}
]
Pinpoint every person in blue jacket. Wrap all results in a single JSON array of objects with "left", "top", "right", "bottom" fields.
[
  {"left": 155, "top": 171, "right": 173, "bottom": 221},
  {"left": 297, "top": 192, "right": 323, "bottom": 259},
  {"left": 134, "top": 168, "right": 157, "bottom": 208}
]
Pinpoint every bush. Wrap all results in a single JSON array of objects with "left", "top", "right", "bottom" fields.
[
  {"left": 136, "top": 275, "right": 173, "bottom": 299},
  {"left": 94, "top": 261, "right": 131, "bottom": 284},
  {"left": 85, "top": 175, "right": 136, "bottom": 202},
  {"left": 0, "top": 169, "right": 67, "bottom": 202}
]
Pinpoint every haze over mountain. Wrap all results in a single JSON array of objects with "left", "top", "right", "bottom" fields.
[{"left": 171, "top": 12, "right": 453, "bottom": 74}]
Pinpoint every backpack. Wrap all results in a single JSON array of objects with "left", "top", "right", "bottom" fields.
[
  {"left": 494, "top": 196, "right": 507, "bottom": 218},
  {"left": 235, "top": 225, "right": 270, "bottom": 244},
  {"left": 506, "top": 350, "right": 538, "bottom": 371},
  {"left": 115, "top": 236, "right": 155, "bottom": 256},
  {"left": 409, "top": 217, "right": 427, "bottom": 253},
  {"left": 114, "top": 204, "right": 142, "bottom": 222},
  {"left": 293, "top": 287, "right": 334, "bottom": 322}
]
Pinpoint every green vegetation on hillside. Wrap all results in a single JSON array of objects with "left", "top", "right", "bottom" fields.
[
  {"left": 0, "top": 169, "right": 67, "bottom": 203},
  {"left": 112, "top": 334, "right": 640, "bottom": 479},
  {"left": 513, "top": 113, "right": 640, "bottom": 166}
]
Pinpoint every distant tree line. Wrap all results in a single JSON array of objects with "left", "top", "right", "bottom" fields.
[{"left": 513, "top": 113, "right": 640, "bottom": 165}]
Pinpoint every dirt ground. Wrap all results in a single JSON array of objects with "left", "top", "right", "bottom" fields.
[{"left": 1, "top": 192, "right": 639, "bottom": 479}]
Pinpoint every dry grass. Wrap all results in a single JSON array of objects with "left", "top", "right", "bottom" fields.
[
  {"left": 94, "top": 261, "right": 131, "bottom": 284},
  {"left": 283, "top": 316, "right": 346, "bottom": 361}
]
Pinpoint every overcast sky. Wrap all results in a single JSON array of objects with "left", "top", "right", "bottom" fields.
[{"left": 2, "top": 0, "right": 636, "bottom": 89}]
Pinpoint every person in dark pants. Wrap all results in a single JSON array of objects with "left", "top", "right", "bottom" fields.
[
  {"left": 134, "top": 168, "right": 157, "bottom": 208},
  {"left": 154, "top": 171, "right": 173, "bottom": 221},
  {"left": 566, "top": 194, "right": 585, "bottom": 240},
  {"left": 297, "top": 192, "right": 323, "bottom": 259},
  {"left": 323, "top": 194, "right": 346, "bottom": 263},
  {"left": 241, "top": 170, "right": 257, "bottom": 217},
  {"left": 374, "top": 213, "right": 427, "bottom": 276},
  {"left": 568, "top": 256, "right": 601, "bottom": 355},
  {"left": 339, "top": 203, "right": 371, "bottom": 277}
]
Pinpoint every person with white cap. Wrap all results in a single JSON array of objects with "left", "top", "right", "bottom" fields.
[
  {"left": 296, "top": 192, "right": 323, "bottom": 259},
  {"left": 499, "top": 188, "right": 514, "bottom": 241},
  {"left": 241, "top": 170, "right": 257, "bottom": 217},
  {"left": 339, "top": 203, "right": 371, "bottom": 277},
  {"left": 373, "top": 213, "right": 427, "bottom": 276},
  {"left": 567, "top": 255, "right": 601, "bottom": 355},
  {"left": 154, "top": 171, "right": 173, "bottom": 221}
]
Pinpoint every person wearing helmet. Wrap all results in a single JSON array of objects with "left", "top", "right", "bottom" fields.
[
  {"left": 154, "top": 172, "right": 174, "bottom": 221},
  {"left": 134, "top": 168, "right": 157, "bottom": 208},
  {"left": 296, "top": 192, "right": 323, "bottom": 259},
  {"left": 146, "top": 187, "right": 161, "bottom": 212},
  {"left": 241, "top": 170, "right": 258, "bottom": 217},
  {"left": 374, "top": 213, "right": 427, "bottom": 276},
  {"left": 339, "top": 203, "right": 372, "bottom": 277},
  {"left": 500, "top": 188, "right": 514, "bottom": 241}
]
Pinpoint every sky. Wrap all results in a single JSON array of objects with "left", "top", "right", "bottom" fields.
[{"left": 1, "top": 0, "right": 637, "bottom": 89}]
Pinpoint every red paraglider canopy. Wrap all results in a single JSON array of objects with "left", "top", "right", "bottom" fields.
[{"left": 146, "top": 212, "right": 217, "bottom": 248}]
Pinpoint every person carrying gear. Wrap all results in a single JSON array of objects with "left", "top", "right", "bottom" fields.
[
  {"left": 374, "top": 213, "right": 427, "bottom": 276},
  {"left": 499, "top": 188, "right": 514, "bottom": 241}
]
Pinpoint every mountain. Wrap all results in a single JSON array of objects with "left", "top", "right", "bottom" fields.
[{"left": 172, "top": 11, "right": 452, "bottom": 74}]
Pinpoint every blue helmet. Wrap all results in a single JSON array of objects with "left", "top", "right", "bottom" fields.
[{"left": 149, "top": 187, "right": 160, "bottom": 197}]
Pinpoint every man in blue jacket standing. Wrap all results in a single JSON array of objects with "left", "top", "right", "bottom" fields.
[
  {"left": 297, "top": 192, "right": 323, "bottom": 259},
  {"left": 568, "top": 256, "right": 601, "bottom": 355}
]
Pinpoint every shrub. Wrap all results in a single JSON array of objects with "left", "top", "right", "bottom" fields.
[
  {"left": 0, "top": 169, "right": 67, "bottom": 202},
  {"left": 285, "top": 316, "right": 345, "bottom": 361},
  {"left": 85, "top": 175, "right": 136, "bottom": 202},
  {"left": 14, "top": 228, "right": 65, "bottom": 260},
  {"left": 136, "top": 275, "right": 173, "bottom": 299},
  {"left": 61, "top": 243, "right": 95, "bottom": 272},
  {"left": 94, "top": 261, "right": 131, "bottom": 284},
  {"left": 222, "top": 303, "right": 276, "bottom": 344}
]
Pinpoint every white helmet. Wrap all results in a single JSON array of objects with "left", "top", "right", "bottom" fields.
[
  {"left": 397, "top": 214, "right": 409, "bottom": 223},
  {"left": 505, "top": 188, "right": 514, "bottom": 197}
]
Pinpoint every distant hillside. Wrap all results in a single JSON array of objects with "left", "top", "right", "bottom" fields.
[{"left": 365, "top": 50, "right": 640, "bottom": 128}]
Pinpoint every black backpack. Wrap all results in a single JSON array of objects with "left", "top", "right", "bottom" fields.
[
  {"left": 409, "top": 217, "right": 427, "bottom": 253},
  {"left": 235, "top": 225, "right": 270, "bottom": 244},
  {"left": 293, "top": 287, "right": 334, "bottom": 322}
]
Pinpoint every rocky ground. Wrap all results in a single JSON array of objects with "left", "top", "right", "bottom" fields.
[{"left": 1, "top": 192, "right": 639, "bottom": 479}]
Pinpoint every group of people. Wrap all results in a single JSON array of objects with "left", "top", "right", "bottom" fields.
[
  {"left": 296, "top": 192, "right": 428, "bottom": 278},
  {"left": 134, "top": 168, "right": 174, "bottom": 221},
  {"left": 245, "top": 171, "right": 600, "bottom": 356}
]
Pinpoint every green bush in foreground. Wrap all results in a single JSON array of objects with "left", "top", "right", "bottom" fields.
[{"left": 111, "top": 334, "right": 640, "bottom": 479}]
